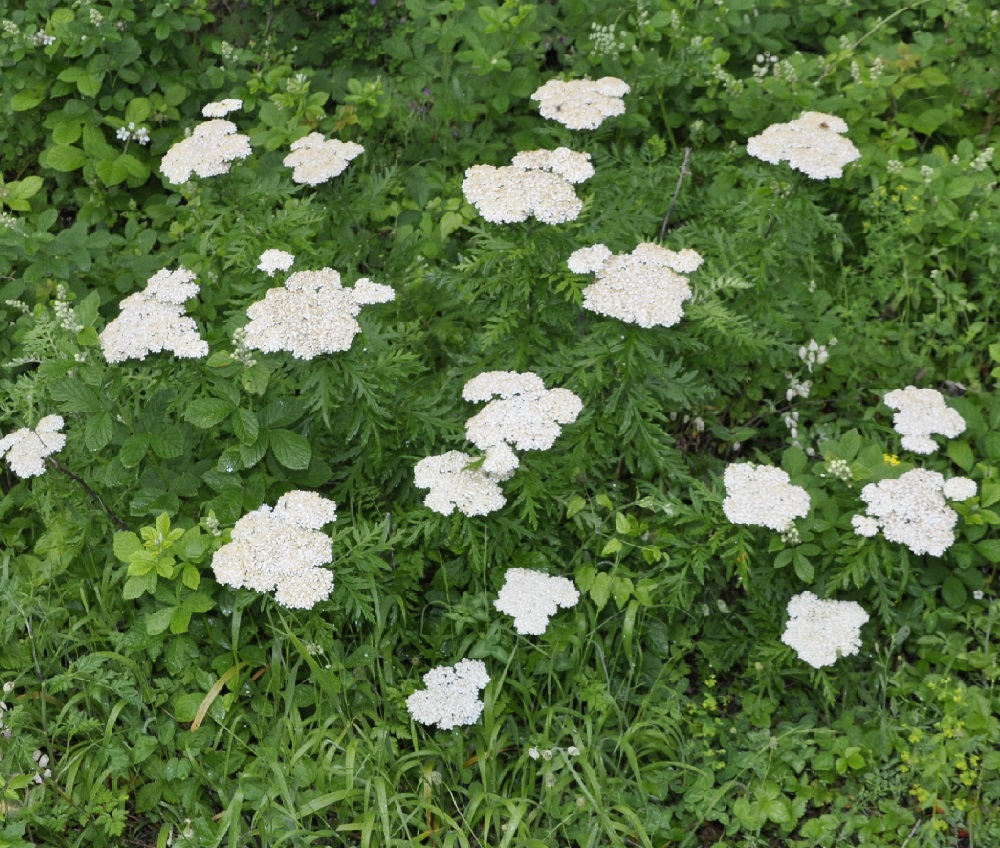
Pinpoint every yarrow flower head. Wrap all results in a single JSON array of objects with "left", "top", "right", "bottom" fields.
[
  {"left": 530, "top": 76, "right": 630, "bottom": 130},
  {"left": 283, "top": 133, "right": 364, "bottom": 185},
  {"left": 746, "top": 111, "right": 861, "bottom": 179},
  {"left": 161, "top": 118, "right": 251, "bottom": 183},
  {"left": 243, "top": 268, "right": 395, "bottom": 360},
  {"left": 257, "top": 249, "right": 295, "bottom": 277},
  {"left": 882, "top": 385, "right": 966, "bottom": 454},
  {"left": 569, "top": 242, "right": 703, "bottom": 328},
  {"left": 99, "top": 267, "right": 208, "bottom": 363},
  {"left": 462, "top": 148, "right": 593, "bottom": 225},
  {"left": 463, "top": 371, "right": 583, "bottom": 475},
  {"left": 413, "top": 451, "right": 509, "bottom": 517},
  {"left": 855, "top": 468, "right": 973, "bottom": 556},
  {"left": 781, "top": 591, "right": 870, "bottom": 668},
  {"left": 210, "top": 491, "right": 338, "bottom": 609},
  {"left": 494, "top": 568, "right": 580, "bottom": 635},
  {"left": 201, "top": 98, "right": 243, "bottom": 117},
  {"left": 406, "top": 658, "right": 490, "bottom": 730},
  {"left": 722, "top": 462, "right": 811, "bottom": 531},
  {"left": 0, "top": 415, "right": 66, "bottom": 478}
]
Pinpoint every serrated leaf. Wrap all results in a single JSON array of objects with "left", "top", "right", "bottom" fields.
[
  {"left": 184, "top": 398, "right": 235, "bottom": 428},
  {"left": 150, "top": 427, "right": 184, "bottom": 459},
  {"left": 173, "top": 691, "right": 203, "bottom": 723},
  {"left": 181, "top": 564, "right": 201, "bottom": 590},
  {"left": 594, "top": 494, "right": 613, "bottom": 510},
  {"left": 615, "top": 512, "right": 629, "bottom": 535},
  {"left": 12, "top": 89, "right": 47, "bottom": 111},
  {"left": 600, "top": 537, "right": 622, "bottom": 556},
  {"left": 174, "top": 528, "right": 207, "bottom": 562},
  {"left": 566, "top": 494, "right": 587, "bottom": 518},
  {"left": 124, "top": 98, "right": 152, "bottom": 124},
  {"left": 122, "top": 574, "right": 152, "bottom": 599},
  {"left": 232, "top": 409, "right": 259, "bottom": 445},
  {"left": 839, "top": 429, "right": 861, "bottom": 462},
  {"left": 239, "top": 437, "right": 268, "bottom": 469},
  {"left": 793, "top": 551, "right": 814, "bottom": 583},
  {"left": 113, "top": 531, "right": 143, "bottom": 562},
  {"left": 42, "top": 144, "right": 87, "bottom": 172},
  {"left": 85, "top": 411, "right": 114, "bottom": 451},
  {"left": 8, "top": 176, "right": 43, "bottom": 201},
  {"left": 975, "top": 539, "right": 1000, "bottom": 562},
  {"left": 942, "top": 576, "right": 967, "bottom": 609},
  {"left": 170, "top": 608, "right": 192, "bottom": 634},
  {"left": 119, "top": 434, "right": 150, "bottom": 468},
  {"left": 782, "top": 446, "right": 808, "bottom": 476},
  {"left": 52, "top": 121, "right": 83, "bottom": 144},
  {"left": 947, "top": 440, "right": 975, "bottom": 472},
  {"left": 268, "top": 429, "right": 312, "bottom": 470},
  {"left": 589, "top": 572, "right": 612, "bottom": 612},
  {"left": 146, "top": 607, "right": 176, "bottom": 636}
]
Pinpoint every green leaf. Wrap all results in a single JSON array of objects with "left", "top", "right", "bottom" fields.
[
  {"left": 232, "top": 409, "right": 259, "bottom": 445},
  {"left": 82, "top": 124, "right": 116, "bottom": 159},
  {"left": 184, "top": 398, "right": 235, "bottom": 428},
  {"left": 42, "top": 144, "right": 87, "bottom": 172},
  {"left": 150, "top": 427, "right": 184, "bottom": 459},
  {"left": 782, "top": 446, "right": 808, "bottom": 476},
  {"left": 173, "top": 692, "right": 203, "bottom": 723},
  {"left": 947, "top": 440, "right": 975, "bottom": 472},
  {"left": 123, "top": 574, "right": 154, "bottom": 599},
  {"left": 119, "top": 434, "right": 150, "bottom": 468},
  {"left": 85, "top": 411, "right": 114, "bottom": 451},
  {"left": 942, "top": 577, "right": 967, "bottom": 609},
  {"left": 170, "top": 608, "right": 192, "bottom": 634},
  {"left": 7, "top": 177, "right": 43, "bottom": 202},
  {"left": 268, "top": 429, "right": 312, "bottom": 470},
  {"left": 944, "top": 176, "right": 976, "bottom": 200},
  {"left": 12, "top": 89, "right": 47, "bottom": 111},
  {"left": 839, "top": 429, "right": 861, "bottom": 461},
  {"left": 113, "top": 531, "right": 143, "bottom": 562},
  {"left": 600, "top": 537, "right": 622, "bottom": 556},
  {"left": 566, "top": 494, "right": 587, "bottom": 518},
  {"left": 174, "top": 528, "right": 207, "bottom": 562},
  {"left": 124, "top": 98, "right": 152, "bottom": 124},
  {"left": 793, "top": 551, "right": 814, "bottom": 583},
  {"left": 975, "top": 539, "right": 1000, "bottom": 562},
  {"left": 77, "top": 72, "right": 104, "bottom": 98},
  {"left": 181, "top": 564, "right": 201, "bottom": 590},
  {"left": 589, "top": 572, "right": 612, "bottom": 612},
  {"left": 146, "top": 607, "right": 176, "bottom": 636},
  {"left": 614, "top": 512, "right": 630, "bottom": 535},
  {"left": 52, "top": 121, "right": 83, "bottom": 145}
]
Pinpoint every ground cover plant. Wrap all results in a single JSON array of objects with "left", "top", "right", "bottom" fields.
[{"left": 1, "top": 0, "right": 999, "bottom": 846}]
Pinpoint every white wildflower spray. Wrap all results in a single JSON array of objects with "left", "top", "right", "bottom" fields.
[
  {"left": 568, "top": 242, "right": 703, "bottom": 328},
  {"left": 413, "top": 451, "right": 509, "bottom": 517},
  {"left": 854, "top": 469, "right": 973, "bottom": 556},
  {"left": 161, "top": 118, "right": 251, "bottom": 184},
  {"left": 201, "top": 98, "right": 243, "bottom": 117},
  {"left": 882, "top": 385, "right": 966, "bottom": 455},
  {"left": 462, "top": 147, "right": 593, "bottom": 224},
  {"left": 242, "top": 268, "right": 394, "bottom": 360},
  {"left": 99, "top": 267, "right": 208, "bottom": 363},
  {"left": 746, "top": 111, "right": 861, "bottom": 179},
  {"left": 781, "top": 591, "right": 869, "bottom": 668},
  {"left": 283, "top": 132, "right": 364, "bottom": 186},
  {"left": 722, "top": 462, "right": 811, "bottom": 531},
  {"left": 463, "top": 371, "right": 583, "bottom": 474},
  {"left": 211, "top": 491, "right": 338, "bottom": 609},
  {"left": 494, "top": 568, "right": 580, "bottom": 635},
  {"left": 406, "top": 658, "right": 490, "bottom": 730},
  {"left": 257, "top": 249, "right": 295, "bottom": 277},
  {"left": 0, "top": 415, "right": 66, "bottom": 478},
  {"left": 531, "top": 76, "right": 630, "bottom": 130}
]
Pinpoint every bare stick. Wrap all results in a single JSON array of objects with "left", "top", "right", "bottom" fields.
[
  {"left": 46, "top": 457, "right": 130, "bottom": 531},
  {"left": 659, "top": 147, "right": 692, "bottom": 241}
]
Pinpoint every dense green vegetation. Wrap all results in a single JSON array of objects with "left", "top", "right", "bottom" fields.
[{"left": 1, "top": 0, "right": 998, "bottom": 845}]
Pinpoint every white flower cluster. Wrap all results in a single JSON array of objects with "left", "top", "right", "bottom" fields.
[
  {"left": 747, "top": 112, "right": 861, "bottom": 179},
  {"left": 406, "top": 658, "right": 490, "bottom": 730},
  {"left": 781, "top": 591, "right": 870, "bottom": 668},
  {"left": 798, "top": 338, "right": 832, "bottom": 372},
  {"left": 854, "top": 469, "right": 975, "bottom": 556},
  {"left": 462, "top": 148, "right": 593, "bottom": 225},
  {"left": 257, "top": 249, "right": 295, "bottom": 277},
  {"left": 283, "top": 133, "right": 364, "bottom": 186},
  {"left": 568, "top": 242, "right": 703, "bottom": 329},
  {"left": 494, "top": 568, "right": 580, "bottom": 635},
  {"left": 883, "top": 386, "right": 966, "bottom": 454},
  {"left": 0, "top": 415, "right": 66, "bottom": 478},
  {"left": 243, "top": 268, "right": 395, "bottom": 360},
  {"left": 722, "top": 462, "right": 811, "bottom": 531},
  {"left": 99, "top": 267, "right": 208, "bottom": 363},
  {"left": 32, "top": 31, "right": 55, "bottom": 47},
  {"left": 530, "top": 77, "right": 630, "bottom": 130},
  {"left": 116, "top": 121, "right": 150, "bottom": 145},
  {"left": 413, "top": 451, "right": 509, "bottom": 517},
  {"left": 202, "top": 98, "right": 243, "bottom": 117},
  {"left": 161, "top": 118, "right": 251, "bottom": 184},
  {"left": 463, "top": 371, "right": 583, "bottom": 477},
  {"left": 211, "top": 491, "right": 338, "bottom": 609},
  {"left": 415, "top": 372, "right": 582, "bottom": 516}
]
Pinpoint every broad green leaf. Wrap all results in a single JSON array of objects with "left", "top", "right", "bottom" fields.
[
  {"left": 7, "top": 176, "right": 43, "bottom": 201},
  {"left": 52, "top": 121, "right": 83, "bottom": 144},
  {"left": 173, "top": 692, "right": 203, "bottom": 723},
  {"left": 181, "top": 564, "right": 201, "bottom": 590},
  {"left": 150, "top": 427, "right": 184, "bottom": 459},
  {"left": 946, "top": 440, "right": 975, "bottom": 472},
  {"left": 232, "top": 409, "right": 259, "bottom": 445},
  {"left": 974, "top": 539, "right": 1000, "bottom": 562},
  {"left": 941, "top": 577, "right": 967, "bottom": 609},
  {"left": 113, "top": 531, "right": 143, "bottom": 562},
  {"left": 589, "top": 571, "right": 612, "bottom": 611},
  {"left": 839, "top": 429, "right": 861, "bottom": 461},
  {"left": 174, "top": 528, "right": 207, "bottom": 562},
  {"left": 184, "top": 398, "right": 235, "bottom": 428},
  {"left": 793, "top": 550, "right": 814, "bottom": 583},
  {"left": 50, "top": 378, "right": 102, "bottom": 412},
  {"left": 12, "top": 89, "right": 47, "bottom": 111},
  {"left": 566, "top": 494, "right": 586, "bottom": 518},
  {"left": 782, "top": 446, "right": 808, "bottom": 476},
  {"left": 125, "top": 98, "right": 152, "bottom": 124},
  {"left": 170, "top": 608, "right": 192, "bottom": 634},
  {"left": 146, "top": 607, "right": 176, "bottom": 636},
  {"left": 600, "top": 537, "right": 622, "bottom": 556},
  {"left": 42, "top": 144, "right": 87, "bottom": 172},
  {"left": 119, "top": 434, "right": 150, "bottom": 468},
  {"left": 268, "top": 429, "right": 312, "bottom": 469},
  {"left": 85, "top": 411, "right": 114, "bottom": 450}
]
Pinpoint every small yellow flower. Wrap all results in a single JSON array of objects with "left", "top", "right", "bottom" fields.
[{"left": 883, "top": 454, "right": 901, "bottom": 466}]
